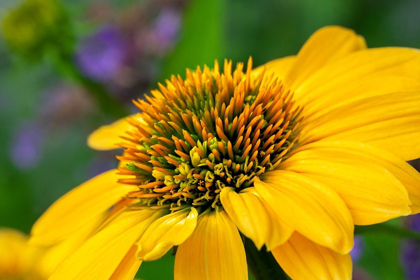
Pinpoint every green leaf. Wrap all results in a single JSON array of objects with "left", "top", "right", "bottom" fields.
[
  {"left": 135, "top": 251, "right": 175, "bottom": 280},
  {"left": 356, "top": 219, "right": 406, "bottom": 280}
]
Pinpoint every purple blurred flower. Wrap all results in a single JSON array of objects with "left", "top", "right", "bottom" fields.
[
  {"left": 10, "top": 121, "right": 45, "bottom": 170},
  {"left": 150, "top": 8, "right": 181, "bottom": 52},
  {"left": 402, "top": 240, "right": 420, "bottom": 280},
  {"left": 39, "top": 84, "right": 94, "bottom": 128},
  {"left": 401, "top": 214, "right": 420, "bottom": 279},
  {"left": 75, "top": 26, "right": 126, "bottom": 81},
  {"left": 409, "top": 213, "right": 420, "bottom": 232},
  {"left": 87, "top": 154, "right": 117, "bottom": 178},
  {"left": 350, "top": 236, "right": 364, "bottom": 263}
]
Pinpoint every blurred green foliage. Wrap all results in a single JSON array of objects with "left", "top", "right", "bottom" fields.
[
  {"left": 0, "top": 0, "right": 420, "bottom": 279},
  {"left": 360, "top": 234, "right": 404, "bottom": 280},
  {"left": 162, "top": 0, "right": 225, "bottom": 79},
  {"left": 2, "top": 0, "right": 73, "bottom": 61}
]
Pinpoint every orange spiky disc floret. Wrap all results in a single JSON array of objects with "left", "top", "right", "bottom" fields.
[{"left": 118, "top": 59, "right": 303, "bottom": 212}]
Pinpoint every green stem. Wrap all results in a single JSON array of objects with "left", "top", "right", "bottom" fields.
[
  {"left": 244, "top": 237, "right": 289, "bottom": 280},
  {"left": 54, "top": 52, "right": 129, "bottom": 118},
  {"left": 355, "top": 224, "right": 420, "bottom": 240}
]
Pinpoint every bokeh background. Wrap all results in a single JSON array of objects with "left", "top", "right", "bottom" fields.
[{"left": 1, "top": 0, "right": 420, "bottom": 279}]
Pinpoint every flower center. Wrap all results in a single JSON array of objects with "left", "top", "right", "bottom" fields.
[{"left": 118, "top": 59, "right": 302, "bottom": 212}]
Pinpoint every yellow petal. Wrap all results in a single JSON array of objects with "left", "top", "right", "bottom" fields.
[
  {"left": 253, "top": 56, "right": 296, "bottom": 82},
  {"left": 283, "top": 143, "right": 411, "bottom": 225},
  {"left": 272, "top": 232, "right": 352, "bottom": 280},
  {"left": 0, "top": 228, "right": 31, "bottom": 277},
  {"left": 110, "top": 245, "right": 142, "bottom": 280},
  {"left": 255, "top": 170, "right": 354, "bottom": 254},
  {"left": 30, "top": 170, "right": 137, "bottom": 246},
  {"left": 289, "top": 141, "right": 418, "bottom": 216},
  {"left": 300, "top": 91, "right": 420, "bottom": 161},
  {"left": 301, "top": 76, "right": 420, "bottom": 122},
  {"left": 220, "top": 187, "right": 292, "bottom": 250},
  {"left": 136, "top": 207, "right": 198, "bottom": 261},
  {"left": 284, "top": 26, "right": 366, "bottom": 90},
  {"left": 294, "top": 48, "right": 420, "bottom": 120},
  {"left": 35, "top": 214, "right": 107, "bottom": 278},
  {"left": 49, "top": 210, "right": 164, "bottom": 280},
  {"left": 87, "top": 114, "right": 145, "bottom": 150},
  {"left": 174, "top": 210, "right": 248, "bottom": 280}
]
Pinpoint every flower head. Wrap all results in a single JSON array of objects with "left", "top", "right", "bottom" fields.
[
  {"left": 114, "top": 57, "right": 301, "bottom": 213},
  {"left": 30, "top": 26, "right": 420, "bottom": 280}
]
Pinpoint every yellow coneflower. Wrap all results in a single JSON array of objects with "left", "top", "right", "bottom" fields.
[
  {"left": 30, "top": 26, "right": 420, "bottom": 280},
  {"left": 0, "top": 228, "right": 45, "bottom": 280}
]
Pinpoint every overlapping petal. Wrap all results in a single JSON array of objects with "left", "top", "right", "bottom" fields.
[
  {"left": 35, "top": 214, "right": 107, "bottom": 278},
  {"left": 255, "top": 170, "right": 354, "bottom": 253},
  {"left": 293, "top": 48, "right": 420, "bottom": 119},
  {"left": 30, "top": 170, "right": 137, "bottom": 246},
  {"left": 87, "top": 114, "right": 145, "bottom": 150},
  {"left": 272, "top": 232, "right": 352, "bottom": 280},
  {"left": 49, "top": 210, "right": 164, "bottom": 280},
  {"left": 299, "top": 91, "right": 420, "bottom": 161},
  {"left": 220, "top": 187, "right": 293, "bottom": 250},
  {"left": 253, "top": 55, "right": 296, "bottom": 83},
  {"left": 174, "top": 210, "right": 248, "bottom": 280},
  {"left": 136, "top": 207, "right": 198, "bottom": 261},
  {"left": 299, "top": 76, "right": 420, "bottom": 122},
  {"left": 284, "top": 26, "right": 366, "bottom": 90},
  {"left": 284, "top": 141, "right": 417, "bottom": 218},
  {"left": 109, "top": 245, "right": 142, "bottom": 280}
]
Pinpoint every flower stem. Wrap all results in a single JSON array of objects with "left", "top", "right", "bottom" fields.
[{"left": 244, "top": 237, "right": 289, "bottom": 280}]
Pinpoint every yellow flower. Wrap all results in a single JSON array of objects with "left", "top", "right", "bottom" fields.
[
  {"left": 0, "top": 228, "right": 44, "bottom": 279},
  {"left": 30, "top": 26, "right": 420, "bottom": 280}
]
